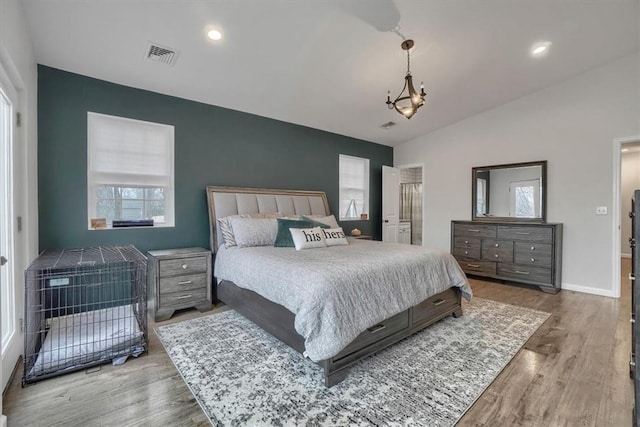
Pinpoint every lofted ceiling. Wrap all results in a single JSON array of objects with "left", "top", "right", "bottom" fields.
[{"left": 21, "top": 0, "right": 639, "bottom": 147}]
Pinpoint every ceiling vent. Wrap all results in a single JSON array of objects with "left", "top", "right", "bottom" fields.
[
  {"left": 379, "top": 121, "right": 397, "bottom": 130},
  {"left": 145, "top": 42, "right": 179, "bottom": 66}
]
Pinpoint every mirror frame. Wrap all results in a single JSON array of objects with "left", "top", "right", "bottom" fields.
[{"left": 471, "top": 160, "right": 547, "bottom": 223}]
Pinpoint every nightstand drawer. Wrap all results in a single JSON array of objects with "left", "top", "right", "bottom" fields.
[
  {"left": 160, "top": 289, "right": 208, "bottom": 307},
  {"left": 160, "top": 273, "right": 208, "bottom": 294},
  {"left": 159, "top": 256, "right": 208, "bottom": 277}
]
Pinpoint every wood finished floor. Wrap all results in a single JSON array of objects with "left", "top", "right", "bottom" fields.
[{"left": 3, "top": 262, "right": 634, "bottom": 426}]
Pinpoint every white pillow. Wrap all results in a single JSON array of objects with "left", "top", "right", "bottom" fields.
[
  {"left": 228, "top": 217, "right": 278, "bottom": 248},
  {"left": 290, "top": 227, "right": 327, "bottom": 250},
  {"left": 218, "top": 213, "right": 282, "bottom": 247},
  {"left": 321, "top": 227, "right": 349, "bottom": 247},
  {"left": 301, "top": 215, "right": 339, "bottom": 228}
]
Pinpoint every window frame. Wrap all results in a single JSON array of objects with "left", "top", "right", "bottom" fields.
[
  {"left": 87, "top": 112, "right": 175, "bottom": 229},
  {"left": 338, "top": 154, "right": 370, "bottom": 221}
]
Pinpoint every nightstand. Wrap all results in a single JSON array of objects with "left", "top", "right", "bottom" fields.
[{"left": 148, "top": 247, "right": 212, "bottom": 321}]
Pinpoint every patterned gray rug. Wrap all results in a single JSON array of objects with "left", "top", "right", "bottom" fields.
[{"left": 155, "top": 298, "right": 549, "bottom": 426}]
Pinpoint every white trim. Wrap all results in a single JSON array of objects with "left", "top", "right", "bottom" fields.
[
  {"left": 395, "top": 162, "right": 425, "bottom": 246},
  {"left": 1, "top": 414, "right": 6, "bottom": 427},
  {"left": 622, "top": 253, "right": 632, "bottom": 259},
  {"left": 614, "top": 135, "right": 640, "bottom": 300},
  {"left": 561, "top": 282, "right": 618, "bottom": 298}
]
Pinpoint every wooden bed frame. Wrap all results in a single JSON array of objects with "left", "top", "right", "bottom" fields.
[{"left": 206, "top": 186, "right": 463, "bottom": 387}]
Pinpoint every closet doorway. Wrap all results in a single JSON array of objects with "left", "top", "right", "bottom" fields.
[{"left": 398, "top": 164, "right": 423, "bottom": 246}]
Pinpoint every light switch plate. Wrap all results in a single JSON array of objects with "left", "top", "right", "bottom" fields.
[{"left": 596, "top": 206, "right": 608, "bottom": 215}]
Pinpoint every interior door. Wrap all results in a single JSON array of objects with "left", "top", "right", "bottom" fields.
[
  {"left": 0, "top": 80, "right": 20, "bottom": 392},
  {"left": 382, "top": 166, "right": 400, "bottom": 242}
]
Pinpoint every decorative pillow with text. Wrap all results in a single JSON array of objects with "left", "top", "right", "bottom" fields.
[
  {"left": 289, "top": 227, "right": 327, "bottom": 250},
  {"left": 321, "top": 227, "right": 349, "bottom": 247}
]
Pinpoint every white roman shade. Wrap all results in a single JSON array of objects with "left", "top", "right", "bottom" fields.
[
  {"left": 339, "top": 154, "right": 369, "bottom": 220},
  {"left": 87, "top": 112, "right": 175, "bottom": 227}
]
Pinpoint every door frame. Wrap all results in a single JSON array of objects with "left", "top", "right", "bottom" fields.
[
  {"left": 396, "top": 163, "right": 424, "bottom": 244},
  {"left": 613, "top": 135, "right": 640, "bottom": 299}
]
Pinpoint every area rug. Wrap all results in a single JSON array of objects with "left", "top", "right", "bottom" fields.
[{"left": 155, "top": 298, "right": 550, "bottom": 426}]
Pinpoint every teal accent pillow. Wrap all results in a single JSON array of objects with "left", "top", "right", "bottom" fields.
[
  {"left": 299, "top": 215, "right": 339, "bottom": 228},
  {"left": 274, "top": 218, "right": 329, "bottom": 247}
]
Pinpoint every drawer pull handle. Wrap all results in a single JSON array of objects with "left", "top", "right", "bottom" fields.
[
  {"left": 178, "top": 280, "right": 192, "bottom": 285},
  {"left": 467, "top": 264, "right": 480, "bottom": 268},
  {"left": 503, "top": 269, "right": 530, "bottom": 275},
  {"left": 494, "top": 243, "right": 499, "bottom": 247},
  {"left": 516, "top": 232, "right": 531, "bottom": 235},
  {"left": 531, "top": 258, "right": 535, "bottom": 263},
  {"left": 464, "top": 240, "right": 469, "bottom": 244},
  {"left": 177, "top": 294, "right": 193, "bottom": 299},
  {"left": 531, "top": 246, "right": 536, "bottom": 251},
  {"left": 494, "top": 254, "right": 499, "bottom": 258},
  {"left": 182, "top": 264, "right": 188, "bottom": 269},
  {"left": 432, "top": 299, "right": 446, "bottom": 306},
  {"left": 632, "top": 361, "right": 637, "bottom": 367},
  {"left": 468, "top": 229, "right": 480, "bottom": 233},
  {"left": 368, "top": 324, "right": 387, "bottom": 333},
  {"left": 632, "top": 318, "right": 636, "bottom": 324},
  {"left": 464, "top": 251, "right": 469, "bottom": 255}
]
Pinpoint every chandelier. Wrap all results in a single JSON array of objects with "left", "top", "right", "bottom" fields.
[{"left": 386, "top": 39, "right": 426, "bottom": 120}]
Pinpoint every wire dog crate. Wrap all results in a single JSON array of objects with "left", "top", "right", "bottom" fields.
[{"left": 23, "top": 245, "right": 148, "bottom": 385}]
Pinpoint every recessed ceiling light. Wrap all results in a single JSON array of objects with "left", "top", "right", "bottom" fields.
[
  {"left": 207, "top": 29, "right": 223, "bottom": 41},
  {"left": 530, "top": 41, "right": 552, "bottom": 57}
]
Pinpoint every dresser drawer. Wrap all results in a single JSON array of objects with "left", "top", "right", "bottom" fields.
[
  {"left": 453, "top": 237, "right": 481, "bottom": 249},
  {"left": 337, "top": 310, "right": 409, "bottom": 358},
  {"left": 412, "top": 288, "right": 459, "bottom": 325},
  {"left": 159, "top": 256, "right": 208, "bottom": 277},
  {"left": 454, "top": 224, "right": 497, "bottom": 238},
  {"left": 482, "top": 239, "right": 514, "bottom": 263},
  {"left": 458, "top": 260, "right": 496, "bottom": 275},
  {"left": 453, "top": 246, "right": 480, "bottom": 260},
  {"left": 160, "top": 289, "right": 208, "bottom": 308},
  {"left": 497, "top": 264, "right": 552, "bottom": 284},
  {"left": 160, "top": 273, "right": 208, "bottom": 294},
  {"left": 498, "top": 226, "right": 553, "bottom": 243},
  {"left": 514, "top": 242, "right": 553, "bottom": 267}
]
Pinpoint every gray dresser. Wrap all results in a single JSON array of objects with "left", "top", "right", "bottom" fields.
[
  {"left": 148, "top": 247, "right": 213, "bottom": 321},
  {"left": 451, "top": 221, "right": 563, "bottom": 293}
]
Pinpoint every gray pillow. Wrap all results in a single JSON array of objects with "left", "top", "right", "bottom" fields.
[{"left": 228, "top": 217, "right": 279, "bottom": 248}]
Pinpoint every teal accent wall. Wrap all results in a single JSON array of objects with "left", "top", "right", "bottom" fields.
[{"left": 38, "top": 66, "right": 393, "bottom": 252}]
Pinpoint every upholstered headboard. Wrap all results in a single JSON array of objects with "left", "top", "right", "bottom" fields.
[{"left": 206, "top": 186, "right": 331, "bottom": 253}]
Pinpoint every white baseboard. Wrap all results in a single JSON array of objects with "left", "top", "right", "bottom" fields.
[
  {"left": 1, "top": 414, "right": 7, "bottom": 427},
  {"left": 622, "top": 253, "right": 632, "bottom": 259},
  {"left": 561, "top": 282, "right": 618, "bottom": 298}
]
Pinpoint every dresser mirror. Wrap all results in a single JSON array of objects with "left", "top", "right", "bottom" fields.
[{"left": 472, "top": 160, "right": 547, "bottom": 222}]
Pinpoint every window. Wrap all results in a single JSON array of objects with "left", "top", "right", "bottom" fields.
[
  {"left": 476, "top": 178, "right": 487, "bottom": 216},
  {"left": 339, "top": 154, "right": 369, "bottom": 220},
  {"left": 509, "top": 179, "right": 541, "bottom": 218},
  {"left": 87, "top": 112, "right": 174, "bottom": 228}
]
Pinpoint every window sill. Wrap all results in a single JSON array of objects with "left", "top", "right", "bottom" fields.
[
  {"left": 88, "top": 223, "right": 174, "bottom": 231},
  {"left": 339, "top": 218, "right": 370, "bottom": 222}
]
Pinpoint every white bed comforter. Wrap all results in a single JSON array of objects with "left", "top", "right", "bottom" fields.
[{"left": 214, "top": 239, "right": 472, "bottom": 361}]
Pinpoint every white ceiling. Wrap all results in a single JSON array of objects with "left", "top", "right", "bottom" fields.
[{"left": 21, "top": 0, "right": 639, "bottom": 147}]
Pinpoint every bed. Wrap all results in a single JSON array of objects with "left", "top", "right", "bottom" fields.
[{"left": 207, "top": 186, "right": 472, "bottom": 387}]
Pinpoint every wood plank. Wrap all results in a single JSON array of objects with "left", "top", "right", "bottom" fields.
[{"left": 2, "top": 263, "right": 633, "bottom": 426}]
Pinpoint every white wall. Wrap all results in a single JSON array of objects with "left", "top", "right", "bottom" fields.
[
  {"left": 395, "top": 54, "right": 640, "bottom": 297},
  {"left": 621, "top": 150, "right": 640, "bottom": 257},
  {"left": 0, "top": 0, "right": 38, "bottom": 410}
]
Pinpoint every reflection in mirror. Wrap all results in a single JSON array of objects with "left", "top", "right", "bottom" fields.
[{"left": 472, "top": 161, "right": 546, "bottom": 222}]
